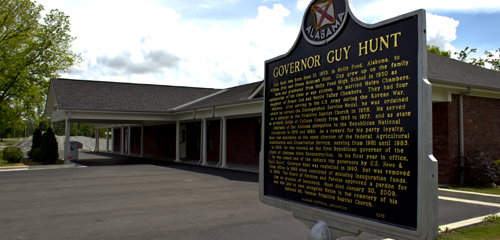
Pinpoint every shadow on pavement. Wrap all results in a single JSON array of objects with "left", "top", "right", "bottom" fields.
[{"left": 77, "top": 151, "right": 259, "bottom": 183}]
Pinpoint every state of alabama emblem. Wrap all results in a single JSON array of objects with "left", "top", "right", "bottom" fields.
[{"left": 301, "top": 0, "right": 347, "bottom": 45}]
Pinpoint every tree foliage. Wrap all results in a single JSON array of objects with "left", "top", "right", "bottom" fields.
[
  {"left": 0, "top": 0, "right": 82, "bottom": 133},
  {"left": 426, "top": 44, "right": 451, "bottom": 57},
  {"left": 427, "top": 45, "right": 500, "bottom": 72},
  {"left": 28, "top": 127, "right": 41, "bottom": 159},
  {"left": 455, "top": 47, "right": 500, "bottom": 72},
  {"left": 40, "top": 127, "right": 58, "bottom": 164}
]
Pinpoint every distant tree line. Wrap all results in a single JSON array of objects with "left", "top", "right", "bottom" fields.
[{"left": 1, "top": 119, "right": 107, "bottom": 139}]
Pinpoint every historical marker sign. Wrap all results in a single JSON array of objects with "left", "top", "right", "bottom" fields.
[{"left": 259, "top": 0, "right": 437, "bottom": 239}]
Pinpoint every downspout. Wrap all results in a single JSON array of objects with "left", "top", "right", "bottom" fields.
[
  {"left": 459, "top": 87, "right": 472, "bottom": 185},
  {"left": 193, "top": 109, "right": 204, "bottom": 165},
  {"left": 211, "top": 105, "right": 225, "bottom": 168},
  {"left": 193, "top": 107, "right": 224, "bottom": 167}
]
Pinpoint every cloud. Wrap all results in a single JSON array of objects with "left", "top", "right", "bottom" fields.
[
  {"left": 296, "top": 0, "right": 310, "bottom": 10},
  {"left": 348, "top": 1, "right": 463, "bottom": 58},
  {"left": 93, "top": 50, "right": 181, "bottom": 76},
  {"left": 96, "top": 51, "right": 131, "bottom": 72},
  {"left": 426, "top": 13, "right": 459, "bottom": 53},
  {"left": 142, "top": 50, "right": 182, "bottom": 70},
  {"left": 351, "top": 0, "right": 500, "bottom": 23},
  {"left": 41, "top": 0, "right": 297, "bottom": 88}
]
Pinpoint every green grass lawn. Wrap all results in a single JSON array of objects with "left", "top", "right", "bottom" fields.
[
  {"left": 439, "top": 222, "right": 500, "bottom": 239},
  {"left": 439, "top": 213, "right": 500, "bottom": 239},
  {"left": 449, "top": 186, "right": 500, "bottom": 195}
]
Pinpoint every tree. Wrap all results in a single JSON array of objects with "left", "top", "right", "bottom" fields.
[
  {"left": 37, "top": 117, "right": 50, "bottom": 131},
  {"left": 0, "top": 104, "right": 16, "bottom": 138},
  {"left": 427, "top": 45, "right": 500, "bottom": 72},
  {"left": 0, "top": 0, "right": 82, "bottom": 129},
  {"left": 426, "top": 44, "right": 451, "bottom": 57},
  {"left": 28, "top": 127, "right": 41, "bottom": 159},
  {"left": 0, "top": 102, "right": 26, "bottom": 138},
  {"left": 455, "top": 47, "right": 500, "bottom": 71},
  {"left": 40, "top": 127, "right": 58, "bottom": 164}
]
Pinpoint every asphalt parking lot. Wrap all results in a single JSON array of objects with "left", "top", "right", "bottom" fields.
[
  {"left": 1, "top": 152, "right": 500, "bottom": 240},
  {"left": 1, "top": 156, "right": 311, "bottom": 240}
]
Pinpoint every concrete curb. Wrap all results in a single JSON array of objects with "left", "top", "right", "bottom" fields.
[
  {"left": 0, "top": 163, "right": 86, "bottom": 172},
  {"left": 0, "top": 166, "right": 29, "bottom": 171},
  {"left": 28, "top": 163, "right": 87, "bottom": 170},
  {"left": 439, "top": 188, "right": 500, "bottom": 204}
]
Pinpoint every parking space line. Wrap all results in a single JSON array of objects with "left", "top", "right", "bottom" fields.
[{"left": 439, "top": 196, "right": 500, "bottom": 207}]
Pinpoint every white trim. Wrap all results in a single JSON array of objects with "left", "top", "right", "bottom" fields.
[
  {"left": 220, "top": 116, "right": 228, "bottom": 168},
  {"left": 248, "top": 81, "right": 265, "bottom": 99},
  {"left": 106, "top": 128, "right": 110, "bottom": 152},
  {"left": 175, "top": 122, "right": 181, "bottom": 162},
  {"left": 127, "top": 125, "right": 131, "bottom": 156},
  {"left": 201, "top": 118, "right": 208, "bottom": 166},
  {"left": 95, "top": 127, "right": 99, "bottom": 151},
  {"left": 120, "top": 126, "right": 124, "bottom": 155}
]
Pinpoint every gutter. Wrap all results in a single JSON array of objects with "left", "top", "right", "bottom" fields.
[{"left": 459, "top": 87, "right": 472, "bottom": 185}]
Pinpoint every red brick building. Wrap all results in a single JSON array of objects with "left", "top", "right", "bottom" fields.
[
  {"left": 45, "top": 53, "right": 500, "bottom": 185},
  {"left": 429, "top": 53, "right": 500, "bottom": 185}
]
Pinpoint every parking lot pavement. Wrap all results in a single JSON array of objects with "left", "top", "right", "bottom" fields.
[
  {"left": 1, "top": 152, "right": 500, "bottom": 240},
  {"left": 0, "top": 160, "right": 311, "bottom": 240}
]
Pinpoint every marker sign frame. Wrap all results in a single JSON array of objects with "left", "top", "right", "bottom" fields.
[{"left": 259, "top": 0, "right": 437, "bottom": 239}]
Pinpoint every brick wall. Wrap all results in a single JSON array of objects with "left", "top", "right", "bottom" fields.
[
  {"left": 143, "top": 124, "right": 176, "bottom": 158},
  {"left": 463, "top": 96, "right": 500, "bottom": 157},
  {"left": 186, "top": 122, "right": 201, "bottom": 160},
  {"left": 226, "top": 117, "right": 261, "bottom": 166},
  {"left": 130, "top": 127, "right": 141, "bottom": 154},
  {"left": 433, "top": 94, "right": 500, "bottom": 185},
  {"left": 432, "top": 95, "right": 459, "bottom": 185},
  {"left": 113, "top": 128, "right": 121, "bottom": 152},
  {"left": 207, "top": 120, "right": 221, "bottom": 162}
]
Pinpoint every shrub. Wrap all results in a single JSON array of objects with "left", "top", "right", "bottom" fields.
[
  {"left": 495, "top": 160, "right": 500, "bottom": 181},
  {"left": 28, "top": 128, "right": 42, "bottom": 159},
  {"left": 32, "top": 148, "right": 41, "bottom": 162},
  {"left": 484, "top": 214, "right": 500, "bottom": 224},
  {"left": 3, "top": 147, "right": 24, "bottom": 163},
  {"left": 40, "top": 127, "right": 59, "bottom": 164},
  {"left": 462, "top": 151, "right": 500, "bottom": 187},
  {"left": 27, "top": 148, "right": 35, "bottom": 160}
]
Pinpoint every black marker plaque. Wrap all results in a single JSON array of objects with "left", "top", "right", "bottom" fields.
[{"left": 263, "top": 0, "right": 424, "bottom": 231}]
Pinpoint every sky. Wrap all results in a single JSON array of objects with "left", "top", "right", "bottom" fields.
[{"left": 35, "top": 0, "right": 500, "bottom": 88}]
